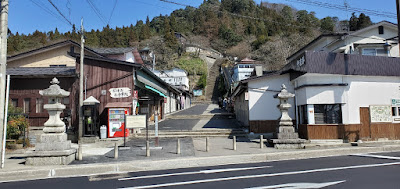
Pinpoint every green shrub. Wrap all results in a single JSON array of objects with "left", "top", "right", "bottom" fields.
[
  {"left": 7, "top": 104, "right": 29, "bottom": 140},
  {"left": 196, "top": 74, "right": 207, "bottom": 89},
  {"left": 175, "top": 56, "right": 207, "bottom": 75}
]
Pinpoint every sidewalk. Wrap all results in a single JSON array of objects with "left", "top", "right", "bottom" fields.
[{"left": 1, "top": 136, "right": 400, "bottom": 183}]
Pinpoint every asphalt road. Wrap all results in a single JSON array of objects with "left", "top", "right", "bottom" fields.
[
  {"left": 2, "top": 152, "right": 400, "bottom": 189},
  {"left": 149, "top": 104, "right": 241, "bottom": 130}
]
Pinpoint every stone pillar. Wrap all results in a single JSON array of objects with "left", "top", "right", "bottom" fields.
[
  {"left": 26, "top": 78, "right": 76, "bottom": 165},
  {"left": 272, "top": 84, "right": 305, "bottom": 149}
]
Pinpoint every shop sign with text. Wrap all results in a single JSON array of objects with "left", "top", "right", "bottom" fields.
[{"left": 109, "top": 87, "right": 131, "bottom": 98}]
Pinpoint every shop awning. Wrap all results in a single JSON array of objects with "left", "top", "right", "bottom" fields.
[
  {"left": 145, "top": 85, "right": 167, "bottom": 97},
  {"left": 136, "top": 70, "right": 168, "bottom": 95}
]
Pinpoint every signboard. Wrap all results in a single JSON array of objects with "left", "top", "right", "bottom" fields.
[
  {"left": 392, "top": 99, "right": 400, "bottom": 106},
  {"left": 245, "top": 92, "right": 249, "bottom": 101},
  {"left": 109, "top": 87, "right": 131, "bottom": 98},
  {"left": 164, "top": 97, "right": 167, "bottom": 103},
  {"left": 193, "top": 89, "right": 203, "bottom": 96},
  {"left": 370, "top": 105, "right": 392, "bottom": 123},
  {"left": 133, "top": 90, "right": 138, "bottom": 99},
  {"left": 125, "top": 115, "right": 146, "bottom": 128}
]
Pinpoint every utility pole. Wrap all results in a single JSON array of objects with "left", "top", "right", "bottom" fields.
[
  {"left": 0, "top": 0, "right": 8, "bottom": 169},
  {"left": 397, "top": 0, "right": 400, "bottom": 53},
  {"left": 78, "top": 18, "right": 84, "bottom": 141}
]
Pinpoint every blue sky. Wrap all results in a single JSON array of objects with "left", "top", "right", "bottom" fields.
[{"left": 8, "top": 0, "right": 398, "bottom": 35}]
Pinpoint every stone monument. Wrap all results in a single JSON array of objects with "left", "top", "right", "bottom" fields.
[
  {"left": 272, "top": 84, "right": 306, "bottom": 149},
  {"left": 26, "top": 78, "right": 76, "bottom": 165}
]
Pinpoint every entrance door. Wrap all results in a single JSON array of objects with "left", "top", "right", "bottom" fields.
[{"left": 359, "top": 107, "right": 371, "bottom": 139}]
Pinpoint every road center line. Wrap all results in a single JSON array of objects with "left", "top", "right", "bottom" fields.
[
  {"left": 118, "top": 165, "right": 272, "bottom": 181},
  {"left": 119, "top": 162, "right": 400, "bottom": 189},
  {"left": 352, "top": 154, "right": 400, "bottom": 160}
]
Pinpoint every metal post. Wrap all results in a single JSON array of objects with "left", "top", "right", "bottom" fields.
[
  {"left": 146, "top": 140, "right": 150, "bottom": 157},
  {"left": 114, "top": 143, "right": 118, "bottom": 159},
  {"left": 397, "top": 0, "right": 400, "bottom": 53},
  {"left": 1, "top": 75, "right": 9, "bottom": 168},
  {"left": 233, "top": 136, "right": 237, "bottom": 151},
  {"left": 206, "top": 137, "right": 209, "bottom": 152},
  {"left": 260, "top": 135, "right": 264, "bottom": 149},
  {"left": 176, "top": 138, "right": 180, "bottom": 154},
  {"left": 155, "top": 106, "right": 159, "bottom": 147},
  {"left": 0, "top": 0, "right": 8, "bottom": 169},
  {"left": 78, "top": 18, "right": 85, "bottom": 141},
  {"left": 78, "top": 144, "right": 83, "bottom": 160}
]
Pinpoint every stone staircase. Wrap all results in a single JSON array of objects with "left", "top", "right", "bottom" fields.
[{"left": 205, "top": 58, "right": 226, "bottom": 101}]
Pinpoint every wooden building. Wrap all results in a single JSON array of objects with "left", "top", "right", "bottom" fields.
[{"left": 6, "top": 40, "right": 190, "bottom": 142}]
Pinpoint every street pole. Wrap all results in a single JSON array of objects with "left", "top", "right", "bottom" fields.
[
  {"left": 397, "top": 0, "right": 400, "bottom": 53},
  {"left": 1, "top": 75, "right": 9, "bottom": 168},
  {"left": 0, "top": 0, "right": 8, "bottom": 169},
  {"left": 78, "top": 18, "right": 84, "bottom": 141}
]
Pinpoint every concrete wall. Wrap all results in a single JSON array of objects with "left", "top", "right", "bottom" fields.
[
  {"left": 125, "top": 52, "right": 135, "bottom": 62},
  {"left": 248, "top": 73, "right": 295, "bottom": 121},
  {"left": 295, "top": 73, "right": 400, "bottom": 124}
]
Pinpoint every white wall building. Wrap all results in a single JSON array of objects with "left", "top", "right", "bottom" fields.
[
  {"left": 233, "top": 21, "right": 400, "bottom": 141},
  {"left": 232, "top": 58, "right": 257, "bottom": 82},
  {"left": 153, "top": 68, "right": 190, "bottom": 91}
]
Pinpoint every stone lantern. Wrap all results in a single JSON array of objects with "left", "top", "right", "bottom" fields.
[
  {"left": 272, "top": 84, "right": 305, "bottom": 149},
  {"left": 26, "top": 78, "right": 76, "bottom": 165}
]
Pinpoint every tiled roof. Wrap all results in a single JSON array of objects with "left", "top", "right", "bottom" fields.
[
  {"left": 7, "top": 67, "right": 76, "bottom": 76},
  {"left": 92, "top": 47, "right": 136, "bottom": 55},
  {"left": 283, "top": 51, "right": 400, "bottom": 78}
]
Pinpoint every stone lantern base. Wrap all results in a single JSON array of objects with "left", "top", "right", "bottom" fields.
[
  {"left": 272, "top": 139, "right": 306, "bottom": 149},
  {"left": 25, "top": 133, "right": 76, "bottom": 166},
  {"left": 272, "top": 126, "right": 306, "bottom": 149}
]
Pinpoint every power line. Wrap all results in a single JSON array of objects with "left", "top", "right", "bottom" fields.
[
  {"left": 29, "top": 0, "right": 71, "bottom": 26},
  {"left": 108, "top": 0, "right": 118, "bottom": 25},
  {"left": 284, "top": 0, "right": 397, "bottom": 19},
  {"left": 47, "top": 0, "right": 73, "bottom": 26},
  {"left": 86, "top": 0, "right": 107, "bottom": 25}
]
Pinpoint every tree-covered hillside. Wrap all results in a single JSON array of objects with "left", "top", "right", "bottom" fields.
[{"left": 7, "top": 0, "right": 373, "bottom": 70}]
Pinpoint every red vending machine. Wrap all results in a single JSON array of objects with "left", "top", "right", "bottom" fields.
[{"left": 108, "top": 108, "right": 130, "bottom": 138}]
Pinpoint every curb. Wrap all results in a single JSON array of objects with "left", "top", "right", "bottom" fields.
[{"left": 1, "top": 145, "right": 400, "bottom": 183}]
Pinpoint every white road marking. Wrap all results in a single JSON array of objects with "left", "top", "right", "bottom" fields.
[
  {"left": 118, "top": 162, "right": 400, "bottom": 189},
  {"left": 245, "top": 180, "right": 346, "bottom": 189},
  {"left": 118, "top": 165, "right": 272, "bottom": 181},
  {"left": 352, "top": 154, "right": 400, "bottom": 160}
]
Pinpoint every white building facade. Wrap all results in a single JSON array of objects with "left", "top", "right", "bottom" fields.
[
  {"left": 153, "top": 68, "right": 190, "bottom": 91},
  {"left": 233, "top": 21, "right": 400, "bottom": 141}
]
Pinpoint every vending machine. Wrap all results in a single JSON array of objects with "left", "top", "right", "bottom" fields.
[{"left": 108, "top": 108, "right": 130, "bottom": 138}]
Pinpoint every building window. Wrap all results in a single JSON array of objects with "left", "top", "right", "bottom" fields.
[
  {"left": 49, "top": 64, "right": 67, "bottom": 67},
  {"left": 11, "top": 99, "right": 18, "bottom": 107},
  {"left": 362, "top": 48, "right": 387, "bottom": 56},
  {"left": 36, "top": 98, "right": 44, "bottom": 113},
  {"left": 298, "top": 105, "right": 308, "bottom": 124},
  {"left": 23, "top": 98, "right": 30, "bottom": 113},
  {"left": 378, "top": 26, "right": 384, "bottom": 34},
  {"left": 392, "top": 106, "right": 400, "bottom": 116},
  {"left": 314, "top": 104, "right": 342, "bottom": 124}
]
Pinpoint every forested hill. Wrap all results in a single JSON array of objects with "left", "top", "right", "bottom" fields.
[{"left": 7, "top": 0, "right": 372, "bottom": 70}]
